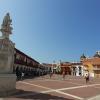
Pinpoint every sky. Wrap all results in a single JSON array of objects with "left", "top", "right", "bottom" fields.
[{"left": 0, "top": 0, "right": 100, "bottom": 63}]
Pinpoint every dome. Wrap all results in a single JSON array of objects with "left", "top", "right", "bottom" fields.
[
  {"left": 80, "top": 54, "right": 86, "bottom": 59},
  {"left": 94, "top": 51, "right": 100, "bottom": 58}
]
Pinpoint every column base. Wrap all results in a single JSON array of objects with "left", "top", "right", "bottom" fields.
[{"left": 0, "top": 74, "right": 16, "bottom": 97}]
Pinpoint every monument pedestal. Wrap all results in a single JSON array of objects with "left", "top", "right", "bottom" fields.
[
  {"left": 0, "top": 13, "right": 17, "bottom": 97},
  {"left": 0, "top": 74, "right": 16, "bottom": 97}
]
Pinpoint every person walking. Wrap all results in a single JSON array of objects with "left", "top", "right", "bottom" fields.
[
  {"left": 85, "top": 73, "right": 89, "bottom": 83},
  {"left": 50, "top": 71, "right": 53, "bottom": 79},
  {"left": 21, "top": 72, "right": 24, "bottom": 80},
  {"left": 62, "top": 71, "right": 65, "bottom": 80}
]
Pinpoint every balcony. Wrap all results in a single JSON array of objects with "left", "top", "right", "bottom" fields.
[{"left": 93, "top": 66, "right": 100, "bottom": 70}]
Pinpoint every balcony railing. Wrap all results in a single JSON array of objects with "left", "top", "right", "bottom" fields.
[{"left": 93, "top": 67, "right": 100, "bottom": 70}]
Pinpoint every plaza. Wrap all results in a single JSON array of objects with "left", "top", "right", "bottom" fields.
[
  {"left": 1, "top": 74, "right": 100, "bottom": 100},
  {"left": 0, "top": 0, "right": 100, "bottom": 99},
  {"left": 0, "top": 13, "right": 100, "bottom": 99}
]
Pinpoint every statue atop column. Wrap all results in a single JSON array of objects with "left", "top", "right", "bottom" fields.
[
  {"left": 0, "top": 13, "right": 16, "bottom": 96},
  {"left": 0, "top": 13, "right": 13, "bottom": 39},
  {"left": 0, "top": 12, "right": 15, "bottom": 73}
]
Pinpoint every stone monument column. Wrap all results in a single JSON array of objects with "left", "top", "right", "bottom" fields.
[{"left": 0, "top": 13, "right": 16, "bottom": 96}]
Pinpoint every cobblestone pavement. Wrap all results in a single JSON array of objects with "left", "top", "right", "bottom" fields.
[{"left": 1, "top": 74, "right": 100, "bottom": 100}]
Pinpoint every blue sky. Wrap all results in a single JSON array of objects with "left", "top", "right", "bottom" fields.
[{"left": 0, "top": 0, "right": 100, "bottom": 63}]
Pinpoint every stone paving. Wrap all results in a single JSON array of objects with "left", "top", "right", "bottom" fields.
[{"left": 0, "top": 74, "right": 100, "bottom": 100}]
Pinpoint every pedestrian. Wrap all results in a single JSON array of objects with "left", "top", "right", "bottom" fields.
[
  {"left": 22, "top": 72, "right": 24, "bottom": 80},
  {"left": 16, "top": 69, "right": 21, "bottom": 80},
  {"left": 62, "top": 71, "right": 65, "bottom": 80},
  {"left": 85, "top": 74, "right": 89, "bottom": 83},
  {"left": 16, "top": 67, "right": 20, "bottom": 81},
  {"left": 50, "top": 71, "right": 53, "bottom": 79}
]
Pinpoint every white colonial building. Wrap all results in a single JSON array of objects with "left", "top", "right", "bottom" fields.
[{"left": 71, "top": 62, "right": 84, "bottom": 76}]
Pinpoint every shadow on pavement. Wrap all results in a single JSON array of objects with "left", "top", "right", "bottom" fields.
[{"left": 6, "top": 89, "right": 74, "bottom": 100}]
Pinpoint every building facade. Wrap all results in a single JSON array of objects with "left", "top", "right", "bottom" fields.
[
  {"left": 13, "top": 48, "right": 41, "bottom": 77},
  {"left": 71, "top": 62, "right": 84, "bottom": 76},
  {"left": 81, "top": 51, "right": 100, "bottom": 78}
]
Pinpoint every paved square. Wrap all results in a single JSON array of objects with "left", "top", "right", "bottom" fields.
[{"left": 2, "top": 75, "right": 100, "bottom": 100}]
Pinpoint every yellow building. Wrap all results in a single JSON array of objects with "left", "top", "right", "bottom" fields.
[{"left": 81, "top": 52, "right": 100, "bottom": 78}]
